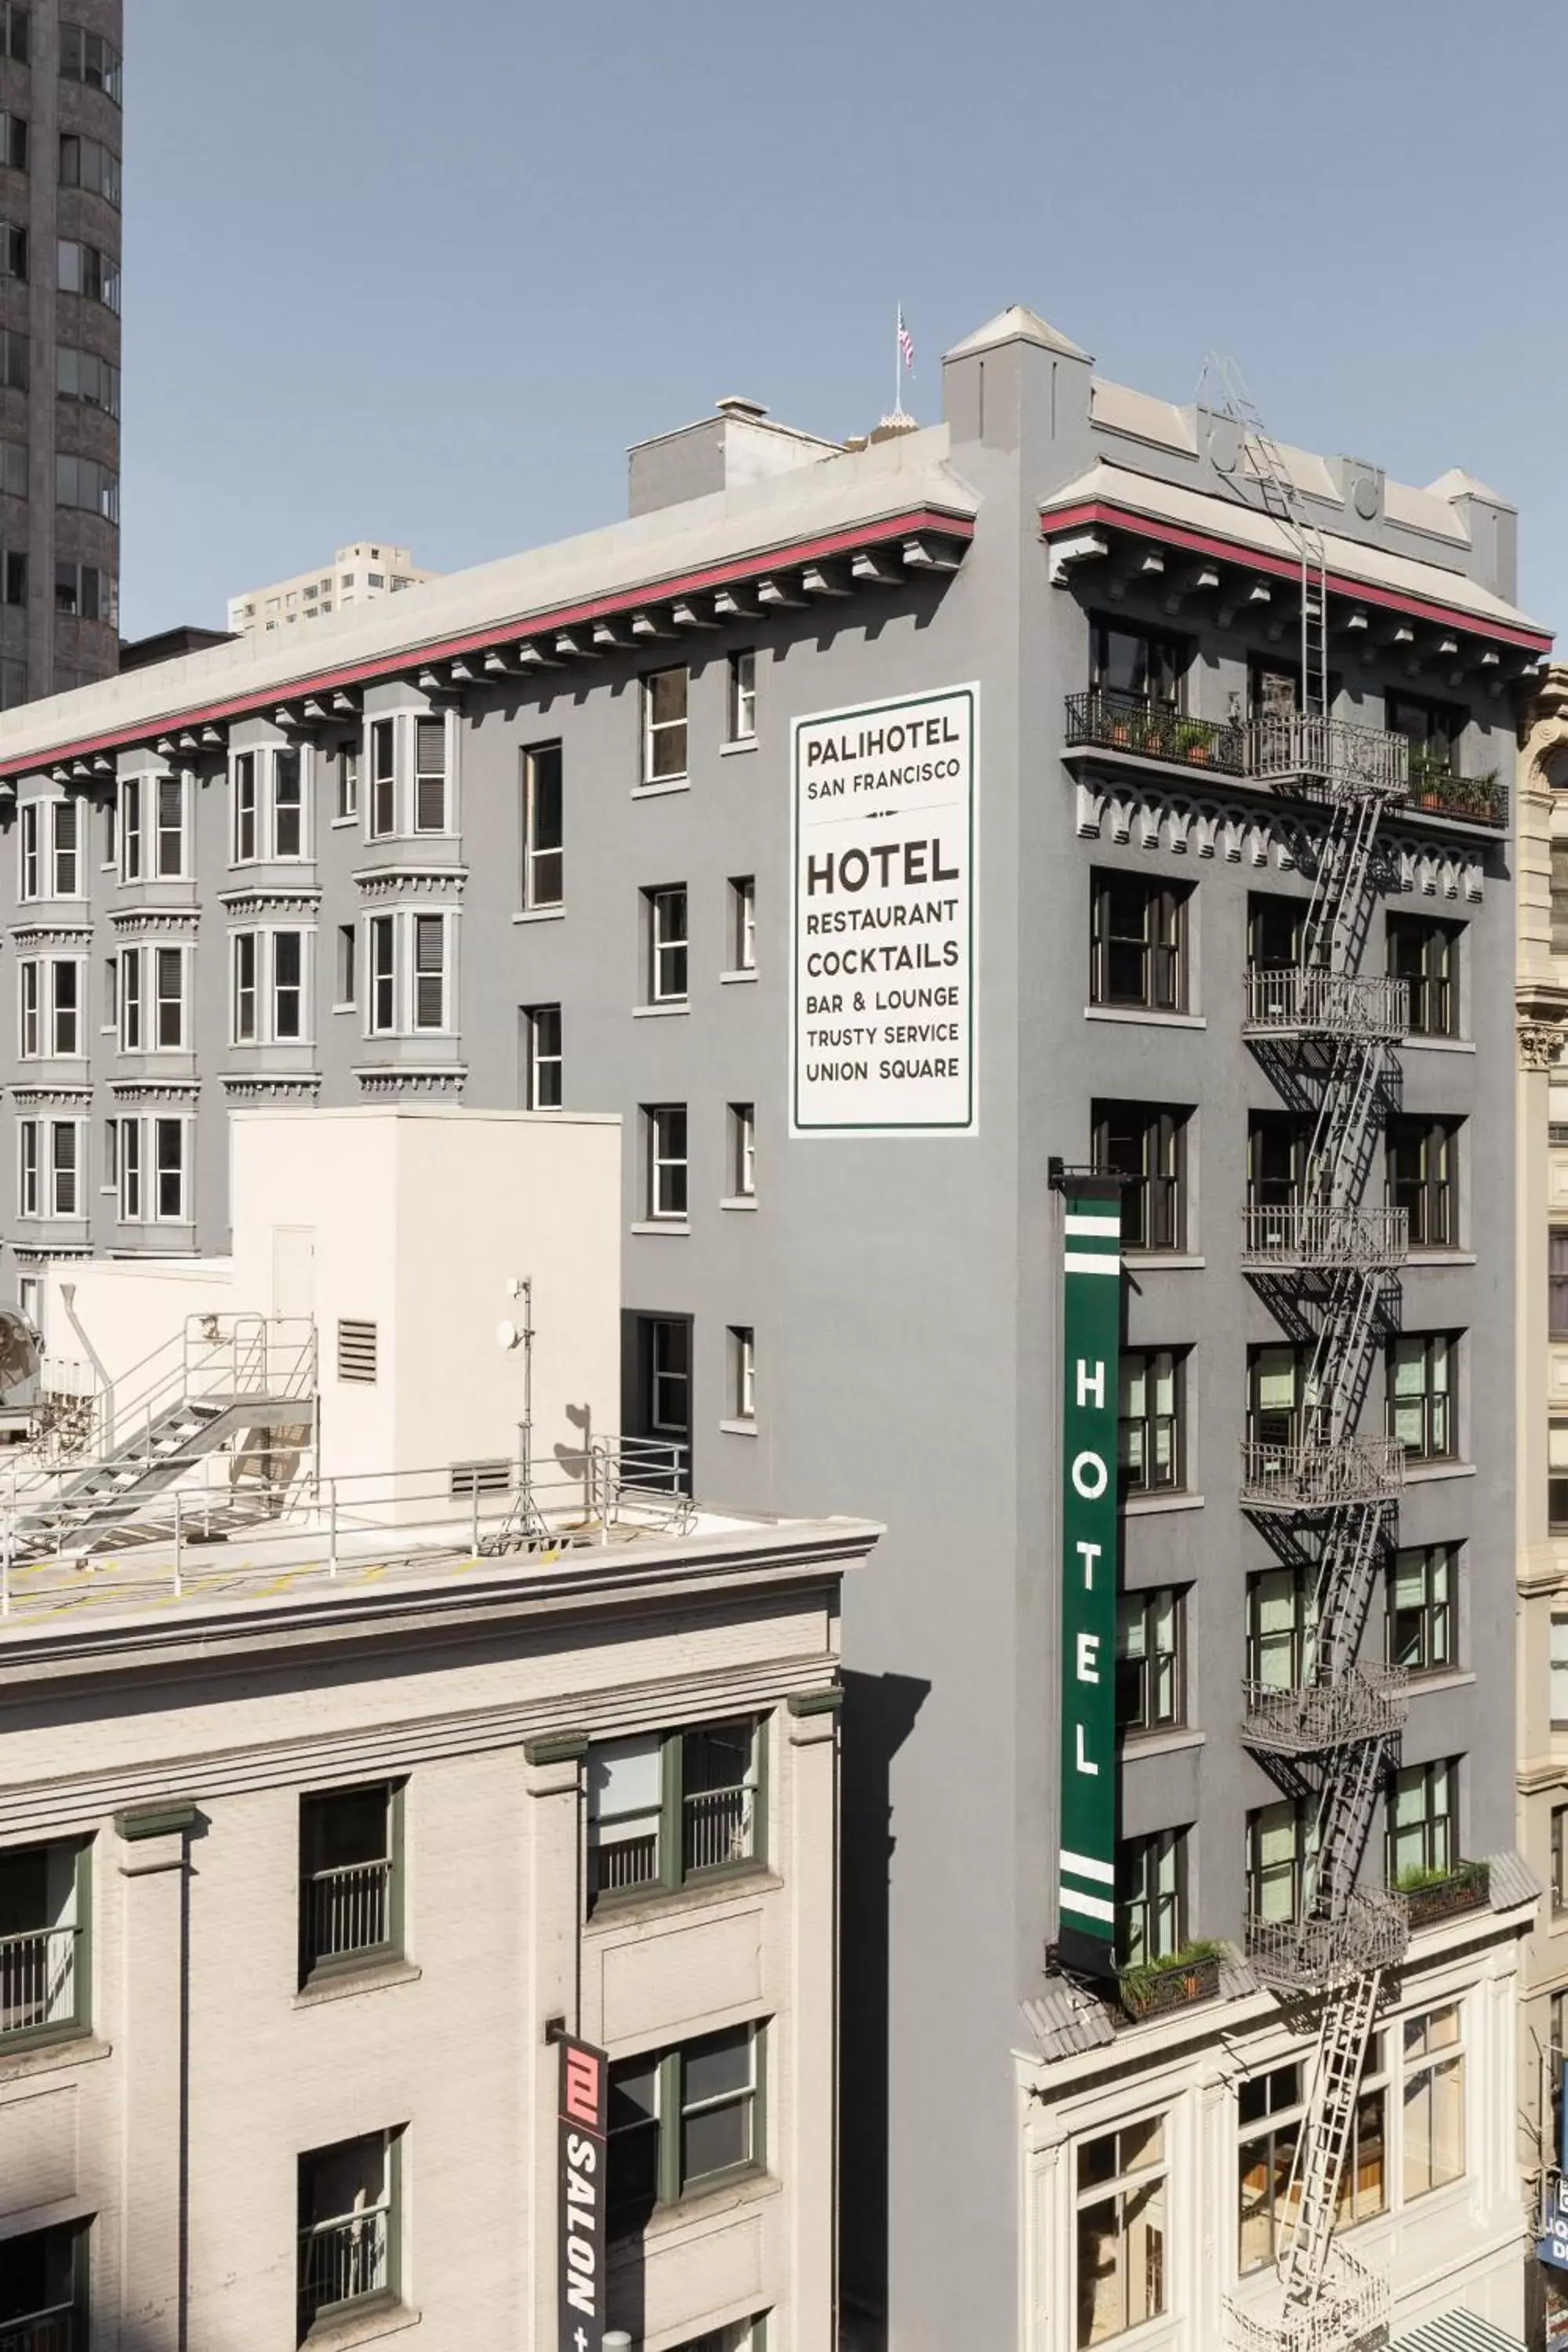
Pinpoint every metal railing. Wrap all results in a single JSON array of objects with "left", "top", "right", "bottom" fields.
[
  {"left": 1248, "top": 712, "right": 1409, "bottom": 798},
  {"left": 0, "top": 2306, "right": 76, "bottom": 2352},
  {"left": 1243, "top": 967, "right": 1408, "bottom": 1041},
  {"left": 1241, "top": 1664, "right": 1407, "bottom": 1756},
  {"left": 1225, "top": 2246, "right": 1389, "bottom": 2352},
  {"left": 1062, "top": 688, "right": 1248, "bottom": 775},
  {"left": 1240, "top": 1202, "right": 1407, "bottom": 1271},
  {"left": 1404, "top": 757, "right": 1509, "bottom": 828},
  {"left": 0, "top": 1924, "right": 76, "bottom": 2040},
  {"left": 590, "top": 1829, "right": 660, "bottom": 1896},
  {"left": 1246, "top": 1892, "right": 1408, "bottom": 1993},
  {"left": 683, "top": 1784, "right": 756, "bottom": 1875},
  {"left": 304, "top": 1860, "right": 391, "bottom": 1969},
  {"left": 36, "top": 1313, "right": 317, "bottom": 1467},
  {"left": 298, "top": 2209, "right": 389, "bottom": 2329},
  {"left": 1240, "top": 1435, "right": 1403, "bottom": 1511}
]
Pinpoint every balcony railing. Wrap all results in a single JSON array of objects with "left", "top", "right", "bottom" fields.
[
  {"left": 683, "top": 1784, "right": 756, "bottom": 1875},
  {"left": 1243, "top": 967, "right": 1408, "bottom": 1041},
  {"left": 1241, "top": 1202, "right": 1408, "bottom": 1272},
  {"left": 0, "top": 1925, "right": 78, "bottom": 2041},
  {"left": 1063, "top": 689, "right": 1247, "bottom": 775},
  {"left": 0, "top": 2305, "right": 75, "bottom": 2352},
  {"left": 1225, "top": 2245, "right": 1389, "bottom": 2352},
  {"left": 1405, "top": 757, "right": 1509, "bottom": 829},
  {"left": 1242, "top": 1663, "right": 1408, "bottom": 1755},
  {"left": 1246, "top": 1890, "right": 1408, "bottom": 1992},
  {"left": 1240, "top": 1434, "right": 1404, "bottom": 1511},
  {"left": 303, "top": 1861, "right": 391, "bottom": 1971},
  {"left": 1249, "top": 711, "right": 1409, "bottom": 799},
  {"left": 590, "top": 1826, "right": 659, "bottom": 1897},
  {"left": 298, "top": 2209, "right": 390, "bottom": 2332}
]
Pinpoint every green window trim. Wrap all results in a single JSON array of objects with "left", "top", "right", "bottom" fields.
[
  {"left": 588, "top": 1714, "right": 768, "bottom": 1912},
  {"left": 0, "top": 1833, "right": 92, "bottom": 2053},
  {"left": 608, "top": 2020, "right": 768, "bottom": 2236},
  {"left": 297, "top": 1780, "right": 405, "bottom": 1987}
]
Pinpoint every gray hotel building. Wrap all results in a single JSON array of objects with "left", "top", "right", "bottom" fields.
[{"left": 0, "top": 306, "right": 1548, "bottom": 2352}]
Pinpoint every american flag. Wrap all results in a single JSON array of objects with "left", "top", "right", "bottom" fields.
[{"left": 897, "top": 310, "right": 914, "bottom": 373}]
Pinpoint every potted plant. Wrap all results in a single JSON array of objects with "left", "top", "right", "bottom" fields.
[
  {"left": 1395, "top": 1857, "right": 1490, "bottom": 1930},
  {"left": 1174, "top": 718, "right": 1211, "bottom": 768},
  {"left": 1116, "top": 1938, "right": 1225, "bottom": 2022}
]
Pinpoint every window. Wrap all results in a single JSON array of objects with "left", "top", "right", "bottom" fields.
[
  {"left": 0, "top": 438, "right": 22, "bottom": 501},
  {"left": 522, "top": 1003, "right": 561, "bottom": 1110},
  {"left": 52, "top": 797, "right": 77, "bottom": 895},
  {"left": 1249, "top": 659, "right": 1298, "bottom": 720},
  {"left": 117, "top": 1115, "right": 139, "bottom": 1220},
  {"left": 230, "top": 931, "right": 259, "bottom": 1041},
  {"left": 587, "top": 1718, "right": 762, "bottom": 1900},
  {"left": 607, "top": 2024, "right": 763, "bottom": 2240},
  {"left": 1247, "top": 1798, "right": 1312, "bottom": 1923},
  {"left": 336, "top": 740, "right": 360, "bottom": 822},
  {"left": 59, "top": 132, "right": 119, "bottom": 206},
  {"left": 153, "top": 1118, "right": 187, "bottom": 1220},
  {"left": 1074, "top": 2116, "right": 1167, "bottom": 2347},
  {"left": 1237, "top": 2062, "right": 1304, "bottom": 2272},
  {"left": 1388, "top": 1757, "right": 1457, "bottom": 1884},
  {"left": 413, "top": 913, "right": 445, "bottom": 1029},
  {"left": 369, "top": 717, "right": 396, "bottom": 837},
  {"left": 1387, "top": 691, "right": 1465, "bottom": 781},
  {"left": 118, "top": 944, "right": 141, "bottom": 1048},
  {"left": 338, "top": 1320, "right": 378, "bottom": 1385},
  {"left": 0, "top": 221, "right": 24, "bottom": 279},
  {"left": 118, "top": 774, "right": 143, "bottom": 878},
  {"left": 107, "top": 1117, "right": 187, "bottom": 1224},
  {"left": 1118, "top": 1348, "right": 1182, "bottom": 1494},
  {"left": 521, "top": 742, "right": 562, "bottom": 906},
  {"left": 0, "top": 6, "right": 26, "bottom": 63},
  {"left": 1247, "top": 891, "right": 1321, "bottom": 974},
  {"left": 728, "top": 648, "right": 757, "bottom": 741},
  {"left": 18, "top": 798, "right": 79, "bottom": 900},
  {"left": 273, "top": 747, "right": 304, "bottom": 858},
  {"left": 17, "top": 799, "right": 36, "bottom": 900},
  {"left": 643, "top": 666, "right": 688, "bottom": 782},
  {"left": 1386, "top": 1118, "right": 1458, "bottom": 1250},
  {"left": 1553, "top": 1805, "right": 1568, "bottom": 1916},
  {"left": 155, "top": 772, "right": 187, "bottom": 877},
  {"left": 0, "top": 114, "right": 24, "bottom": 174},
  {"left": 54, "top": 452, "right": 117, "bottom": 523},
  {"left": 363, "top": 910, "right": 452, "bottom": 1036},
  {"left": 1388, "top": 914, "right": 1459, "bottom": 1040},
  {"left": 1553, "top": 1426, "right": 1568, "bottom": 1534},
  {"left": 1247, "top": 1111, "right": 1308, "bottom": 1211},
  {"left": 730, "top": 874, "right": 757, "bottom": 973},
  {"left": 1555, "top": 1620, "right": 1568, "bottom": 1726},
  {"left": 1402, "top": 2005, "right": 1465, "bottom": 2199},
  {"left": 1247, "top": 1566, "right": 1315, "bottom": 1693},
  {"left": 1388, "top": 1331, "right": 1457, "bottom": 1462},
  {"left": 648, "top": 885, "right": 688, "bottom": 1003},
  {"left": 1089, "top": 615, "right": 1185, "bottom": 706},
  {"left": 297, "top": 2132, "right": 399, "bottom": 2340},
  {"left": 644, "top": 1105, "right": 688, "bottom": 1221},
  {"left": 16, "top": 1118, "right": 81, "bottom": 1217},
  {"left": 1552, "top": 1232, "right": 1568, "bottom": 1340},
  {"left": 728, "top": 1102, "right": 756, "bottom": 1200},
  {"left": 55, "top": 239, "right": 118, "bottom": 313},
  {"left": 154, "top": 946, "right": 185, "bottom": 1047},
  {"left": 1115, "top": 1828, "right": 1185, "bottom": 1966},
  {"left": 1116, "top": 1588, "right": 1184, "bottom": 1737},
  {"left": 0, "top": 1838, "right": 88, "bottom": 2045},
  {"left": 57, "top": 557, "right": 111, "bottom": 619},
  {"left": 232, "top": 752, "right": 257, "bottom": 862},
  {"left": 299, "top": 1784, "right": 399, "bottom": 1980},
  {"left": 273, "top": 931, "right": 304, "bottom": 1040},
  {"left": 0, "top": 2223, "right": 89, "bottom": 2350},
  {"left": 369, "top": 914, "right": 394, "bottom": 1033},
  {"left": 18, "top": 957, "right": 82, "bottom": 1057},
  {"left": 626, "top": 1313, "right": 693, "bottom": 1472},
  {"left": 414, "top": 715, "right": 446, "bottom": 832},
  {"left": 0, "top": 328, "right": 24, "bottom": 391},
  {"left": 1090, "top": 873, "right": 1187, "bottom": 1012},
  {"left": 1091, "top": 1102, "right": 1187, "bottom": 1252},
  {"left": 60, "top": 23, "right": 122, "bottom": 101},
  {"left": 728, "top": 1325, "right": 755, "bottom": 1422},
  {"left": 100, "top": 956, "right": 114, "bottom": 1031},
  {"left": 335, "top": 924, "right": 355, "bottom": 1010},
  {"left": 1388, "top": 1546, "right": 1457, "bottom": 1677}
]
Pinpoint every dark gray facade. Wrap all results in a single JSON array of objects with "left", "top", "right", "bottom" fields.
[
  {"left": 0, "top": 0, "right": 121, "bottom": 706},
  {"left": 0, "top": 305, "right": 1541, "bottom": 2351}
]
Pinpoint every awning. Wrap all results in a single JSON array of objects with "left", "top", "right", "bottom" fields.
[{"left": 1386, "top": 2310, "right": 1526, "bottom": 2352}]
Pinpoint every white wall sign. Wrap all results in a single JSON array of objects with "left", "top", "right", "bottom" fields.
[{"left": 789, "top": 684, "right": 978, "bottom": 1138}]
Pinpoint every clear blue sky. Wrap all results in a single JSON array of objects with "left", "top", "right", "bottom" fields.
[{"left": 123, "top": 0, "right": 1568, "bottom": 639}]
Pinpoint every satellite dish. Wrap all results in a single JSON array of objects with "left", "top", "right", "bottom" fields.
[
  {"left": 497, "top": 1319, "right": 521, "bottom": 1352},
  {"left": 0, "top": 1308, "right": 39, "bottom": 1404}
]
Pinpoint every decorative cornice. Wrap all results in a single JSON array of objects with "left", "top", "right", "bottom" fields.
[
  {"left": 221, "top": 1073, "right": 321, "bottom": 1101},
  {"left": 109, "top": 906, "right": 201, "bottom": 936},
  {"left": 9, "top": 924, "right": 92, "bottom": 950},
  {"left": 1072, "top": 781, "right": 1485, "bottom": 903},
  {"left": 11, "top": 1083, "right": 92, "bottom": 1106},
  {"left": 218, "top": 886, "right": 323, "bottom": 920},
  {"left": 353, "top": 1064, "right": 467, "bottom": 1096},
  {"left": 354, "top": 866, "right": 468, "bottom": 900},
  {"left": 11, "top": 1243, "right": 90, "bottom": 1264},
  {"left": 109, "top": 1078, "right": 201, "bottom": 1104},
  {"left": 1519, "top": 1019, "right": 1564, "bottom": 1072}
]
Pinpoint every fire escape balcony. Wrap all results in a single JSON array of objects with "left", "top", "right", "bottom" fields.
[
  {"left": 1225, "top": 2245, "right": 1390, "bottom": 2352},
  {"left": 1246, "top": 1889, "right": 1409, "bottom": 1994},
  {"left": 1243, "top": 967, "right": 1407, "bottom": 1044},
  {"left": 1247, "top": 711, "right": 1409, "bottom": 804},
  {"left": 1241, "top": 1202, "right": 1407, "bottom": 1274},
  {"left": 1241, "top": 1663, "right": 1408, "bottom": 1755},
  {"left": 1240, "top": 1435, "right": 1404, "bottom": 1512}
]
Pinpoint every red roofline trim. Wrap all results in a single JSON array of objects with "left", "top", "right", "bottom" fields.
[
  {"left": 1039, "top": 498, "right": 1553, "bottom": 653},
  {"left": 2, "top": 504, "right": 975, "bottom": 780}
]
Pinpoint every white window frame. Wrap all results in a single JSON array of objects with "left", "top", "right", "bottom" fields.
[
  {"left": 363, "top": 710, "right": 456, "bottom": 843},
  {"left": 362, "top": 907, "right": 456, "bottom": 1039},
  {"left": 728, "top": 1102, "right": 756, "bottom": 1200},
  {"left": 641, "top": 666, "right": 689, "bottom": 786},
  {"left": 731, "top": 876, "right": 757, "bottom": 974},
  {"left": 114, "top": 1113, "right": 191, "bottom": 1225},
  {"left": 521, "top": 742, "right": 564, "bottom": 909},
  {"left": 118, "top": 1114, "right": 141, "bottom": 1221},
  {"left": 728, "top": 649, "right": 757, "bottom": 742},
  {"left": 728, "top": 1325, "right": 756, "bottom": 1421},
  {"left": 18, "top": 1115, "right": 85, "bottom": 1218},
  {"left": 231, "top": 931, "right": 258, "bottom": 1044},
  {"left": 18, "top": 797, "right": 82, "bottom": 902},
  {"left": 152, "top": 943, "right": 189, "bottom": 1051},
  {"left": 118, "top": 771, "right": 147, "bottom": 881},
  {"left": 271, "top": 746, "right": 308, "bottom": 862},
  {"left": 17, "top": 797, "right": 37, "bottom": 902},
  {"left": 231, "top": 927, "right": 313, "bottom": 1047},
  {"left": 648, "top": 886, "right": 688, "bottom": 1004},
  {"left": 230, "top": 746, "right": 311, "bottom": 866},
  {"left": 16, "top": 1116, "right": 36, "bottom": 1216},
  {"left": 154, "top": 771, "right": 190, "bottom": 879},
  {"left": 1071, "top": 2114, "right": 1170, "bottom": 2345},
  {"left": 524, "top": 1003, "right": 561, "bottom": 1110},
  {"left": 118, "top": 944, "right": 143, "bottom": 1051},
  {"left": 645, "top": 1104, "right": 688, "bottom": 1222},
  {"left": 232, "top": 750, "right": 259, "bottom": 865},
  {"left": 336, "top": 740, "right": 360, "bottom": 823},
  {"left": 20, "top": 955, "right": 85, "bottom": 1059}
]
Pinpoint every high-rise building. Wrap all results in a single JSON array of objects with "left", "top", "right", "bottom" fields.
[
  {"left": 0, "top": 0, "right": 123, "bottom": 705},
  {"left": 226, "top": 543, "right": 439, "bottom": 641},
  {"left": 0, "top": 303, "right": 1549, "bottom": 2352}
]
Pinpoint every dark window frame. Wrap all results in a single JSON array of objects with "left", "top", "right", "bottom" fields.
[
  {"left": 1387, "top": 1544, "right": 1458, "bottom": 1679},
  {"left": 1091, "top": 1100, "right": 1188, "bottom": 1254},
  {"left": 297, "top": 1781, "right": 403, "bottom": 1987},
  {"left": 607, "top": 2022, "right": 765, "bottom": 2241},
  {"left": 1388, "top": 913, "right": 1460, "bottom": 1040},
  {"left": 1088, "top": 613, "right": 1188, "bottom": 708},
  {"left": 1118, "top": 1347, "right": 1185, "bottom": 1496},
  {"left": 1387, "top": 1330, "right": 1458, "bottom": 1465},
  {"left": 1386, "top": 1117, "right": 1460, "bottom": 1251},
  {"left": 1115, "top": 1588, "right": 1185, "bottom": 1740},
  {"left": 1090, "top": 871, "right": 1189, "bottom": 1013}
]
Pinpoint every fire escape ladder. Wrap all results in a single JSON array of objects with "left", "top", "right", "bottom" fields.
[{"left": 1276, "top": 1968, "right": 1384, "bottom": 2310}]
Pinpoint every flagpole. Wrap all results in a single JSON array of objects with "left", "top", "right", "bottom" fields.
[{"left": 894, "top": 308, "right": 901, "bottom": 418}]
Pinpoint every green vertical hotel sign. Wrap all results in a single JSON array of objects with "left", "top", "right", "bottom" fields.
[{"left": 1056, "top": 1176, "right": 1122, "bottom": 1977}]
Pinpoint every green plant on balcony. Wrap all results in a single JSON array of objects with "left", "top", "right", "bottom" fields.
[
  {"left": 1392, "top": 1856, "right": 1490, "bottom": 1928},
  {"left": 1174, "top": 717, "right": 1211, "bottom": 767},
  {"left": 1116, "top": 1936, "right": 1225, "bottom": 2020}
]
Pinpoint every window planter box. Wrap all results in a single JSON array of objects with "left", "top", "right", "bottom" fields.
[
  {"left": 1399, "top": 1858, "right": 1490, "bottom": 1931},
  {"left": 1116, "top": 1945, "right": 1222, "bottom": 2022}
]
